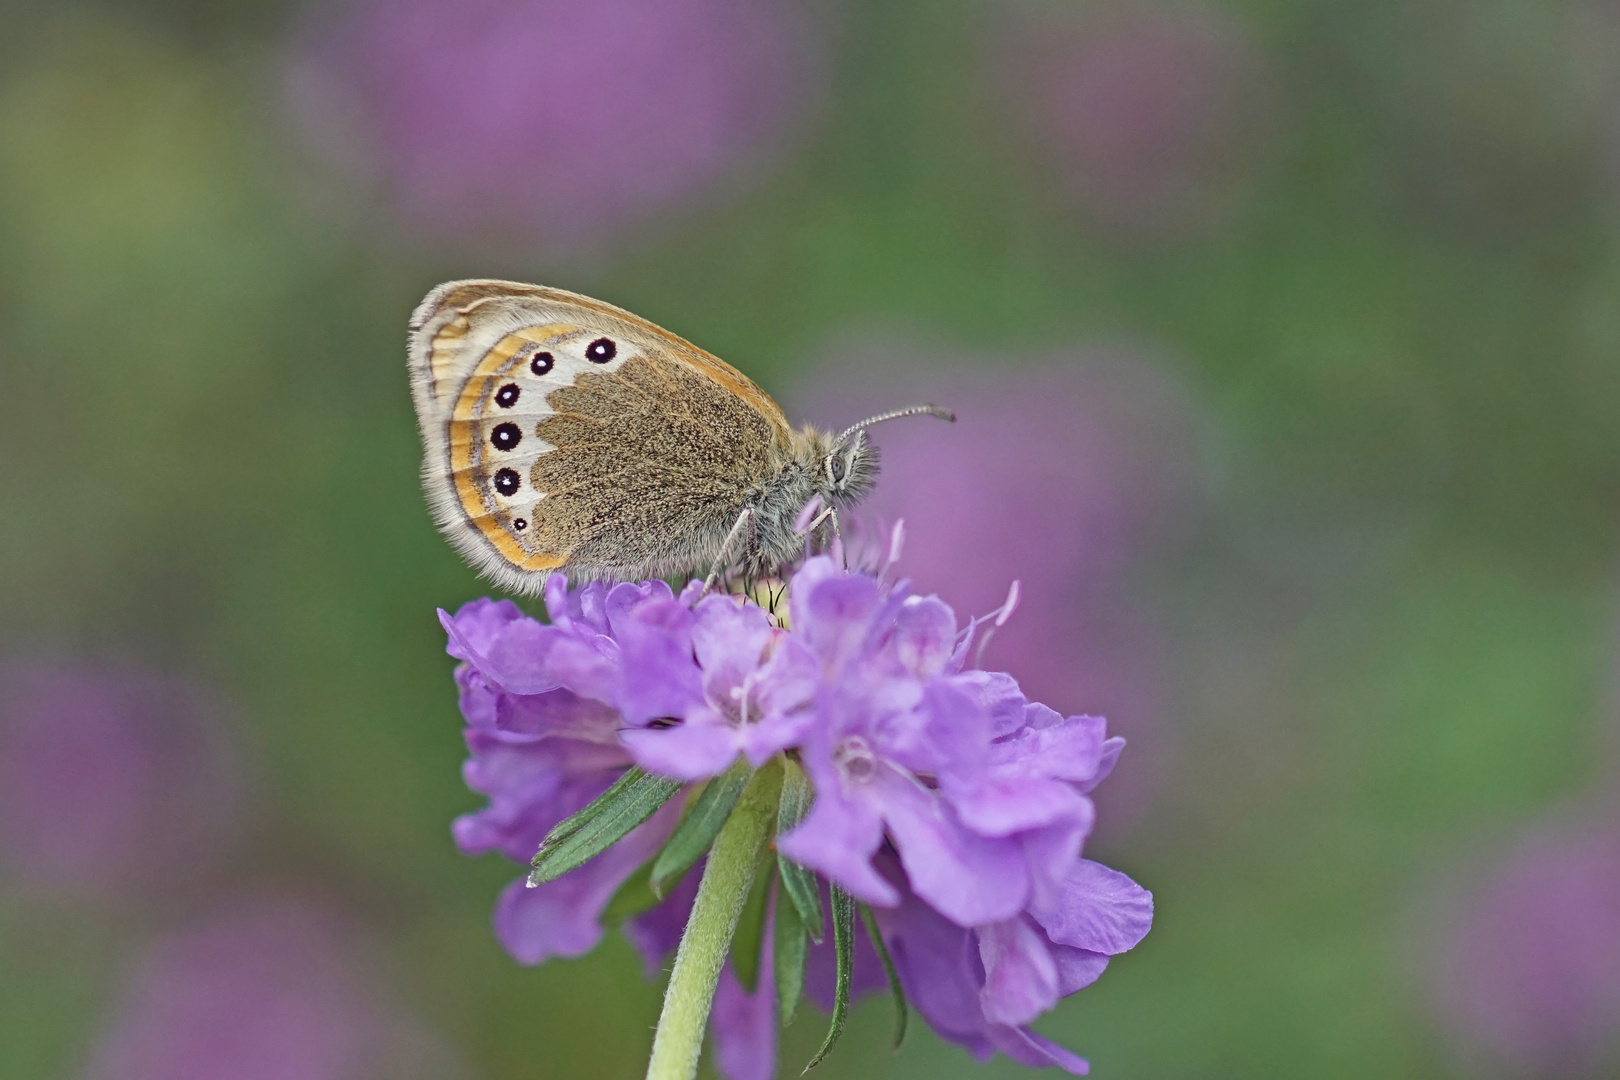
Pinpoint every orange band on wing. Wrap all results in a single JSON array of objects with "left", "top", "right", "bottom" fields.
[{"left": 448, "top": 324, "right": 577, "bottom": 572}]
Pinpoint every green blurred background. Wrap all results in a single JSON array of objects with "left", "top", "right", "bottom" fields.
[{"left": 4, "top": 0, "right": 1620, "bottom": 1077}]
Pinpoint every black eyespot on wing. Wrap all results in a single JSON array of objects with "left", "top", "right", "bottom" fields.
[
  {"left": 586, "top": 337, "right": 616, "bottom": 363},
  {"left": 491, "top": 422, "right": 522, "bottom": 451},
  {"left": 530, "top": 351, "right": 555, "bottom": 375},
  {"left": 494, "top": 468, "right": 520, "bottom": 496},
  {"left": 495, "top": 383, "right": 520, "bottom": 408},
  {"left": 512, "top": 518, "right": 527, "bottom": 531}
]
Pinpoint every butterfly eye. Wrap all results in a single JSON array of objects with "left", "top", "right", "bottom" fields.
[
  {"left": 530, "top": 351, "right": 554, "bottom": 376},
  {"left": 586, "top": 337, "right": 617, "bottom": 363},
  {"left": 829, "top": 455, "right": 847, "bottom": 484}
]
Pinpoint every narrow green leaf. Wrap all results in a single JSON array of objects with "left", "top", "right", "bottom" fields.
[
  {"left": 731, "top": 859, "right": 775, "bottom": 993},
  {"left": 776, "top": 856, "right": 824, "bottom": 943},
  {"left": 860, "top": 904, "right": 909, "bottom": 1050},
  {"left": 545, "top": 766, "right": 652, "bottom": 844},
  {"left": 529, "top": 769, "right": 682, "bottom": 886},
  {"left": 649, "top": 758, "right": 751, "bottom": 897},
  {"left": 803, "top": 884, "right": 855, "bottom": 1072},
  {"left": 774, "top": 891, "right": 808, "bottom": 1026},
  {"left": 776, "top": 757, "right": 824, "bottom": 941}
]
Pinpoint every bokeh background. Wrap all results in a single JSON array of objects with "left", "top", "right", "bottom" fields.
[{"left": 5, "top": 0, "right": 1620, "bottom": 1077}]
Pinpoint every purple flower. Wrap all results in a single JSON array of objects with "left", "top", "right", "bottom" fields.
[
  {"left": 0, "top": 660, "right": 240, "bottom": 893},
  {"left": 442, "top": 551, "right": 1152, "bottom": 1074},
  {"left": 284, "top": 0, "right": 822, "bottom": 253},
  {"left": 1428, "top": 824, "right": 1620, "bottom": 1077},
  {"left": 82, "top": 897, "right": 462, "bottom": 1080}
]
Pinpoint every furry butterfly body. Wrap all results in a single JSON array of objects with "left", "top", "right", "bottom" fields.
[{"left": 408, "top": 280, "right": 943, "bottom": 591}]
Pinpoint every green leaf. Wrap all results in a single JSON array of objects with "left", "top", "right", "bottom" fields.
[
  {"left": 774, "top": 892, "right": 809, "bottom": 1026},
  {"left": 731, "top": 858, "right": 775, "bottom": 993},
  {"left": 528, "top": 768, "right": 683, "bottom": 887},
  {"left": 861, "top": 904, "right": 908, "bottom": 1050},
  {"left": 545, "top": 766, "right": 654, "bottom": 843},
  {"left": 649, "top": 758, "right": 751, "bottom": 897},
  {"left": 776, "top": 856, "right": 824, "bottom": 944},
  {"left": 804, "top": 884, "right": 855, "bottom": 1072},
  {"left": 776, "top": 757, "right": 824, "bottom": 942}
]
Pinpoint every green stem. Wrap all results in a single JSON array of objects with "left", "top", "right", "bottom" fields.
[{"left": 645, "top": 758, "right": 782, "bottom": 1080}]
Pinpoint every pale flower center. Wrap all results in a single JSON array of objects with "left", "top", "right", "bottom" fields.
[{"left": 833, "top": 735, "right": 879, "bottom": 784}]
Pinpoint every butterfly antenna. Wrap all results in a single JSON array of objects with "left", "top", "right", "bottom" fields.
[{"left": 835, "top": 404, "right": 955, "bottom": 447}]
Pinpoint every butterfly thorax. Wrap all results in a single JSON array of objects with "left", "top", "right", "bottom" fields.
[{"left": 741, "top": 427, "right": 877, "bottom": 576}]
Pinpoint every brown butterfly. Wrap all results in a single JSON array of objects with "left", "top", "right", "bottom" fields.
[{"left": 407, "top": 280, "right": 951, "bottom": 590}]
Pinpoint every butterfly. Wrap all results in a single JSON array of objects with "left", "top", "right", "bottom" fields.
[{"left": 407, "top": 280, "right": 952, "bottom": 591}]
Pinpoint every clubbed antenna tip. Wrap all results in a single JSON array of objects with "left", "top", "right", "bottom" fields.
[{"left": 835, "top": 404, "right": 956, "bottom": 447}]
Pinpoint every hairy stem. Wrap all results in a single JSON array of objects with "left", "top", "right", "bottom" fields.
[{"left": 645, "top": 758, "right": 782, "bottom": 1080}]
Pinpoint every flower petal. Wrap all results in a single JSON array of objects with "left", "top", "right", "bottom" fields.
[
  {"left": 619, "top": 715, "right": 740, "bottom": 782},
  {"left": 890, "top": 596, "right": 958, "bottom": 677},
  {"left": 613, "top": 600, "right": 704, "bottom": 725},
  {"left": 947, "top": 776, "right": 1091, "bottom": 838},
  {"left": 881, "top": 779, "right": 1029, "bottom": 926},
  {"left": 440, "top": 599, "right": 525, "bottom": 662},
  {"left": 692, "top": 596, "right": 774, "bottom": 701},
  {"left": 1029, "top": 859, "right": 1153, "bottom": 955},
  {"left": 978, "top": 917, "right": 1059, "bottom": 1025},
  {"left": 1049, "top": 944, "right": 1109, "bottom": 995},
  {"left": 986, "top": 1024, "right": 1090, "bottom": 1074},
  {"left": 790, "top": 565, "right": 884, "bottom": 671},
  {"left": 951, "top": 670, "right": 1028, "bottom": 738},
  {"left": 776, "top": 778, "right": 895, "bottom": 907},
  {"left": 440, "top": 605, "right": 564, "bottom": 695}
]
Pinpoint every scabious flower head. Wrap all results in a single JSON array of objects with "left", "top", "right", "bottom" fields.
[
  {"left": 83, "top": 898, "right": 462, "bottom": 1080},
  {"left": 1429, "top": 824, "right": 1620, "bottom": 1077},
  {"left": 0, "top": 660, "right": 240, "bottom": 894},
  {"left": 443, "top": 544, "right": 1153, "bottom": 1077},
  {"left": 283, "top": 0, "right": 822, "bottom": 254}
]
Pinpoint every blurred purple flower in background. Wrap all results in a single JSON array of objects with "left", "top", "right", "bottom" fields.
[
  {"left": 0, "top": 660, "right": 240, "bottom": 894},
  {"left": 796, "top": 343, "right": 1204, "bottom": 825},
  {"left": 82, "top": 897, "right": 461, "bottom": 1080},
  {"left": 284, "top": 0, "right": 823, "bottom": 252},
  {"left": 1429, "top": 822, "right": 1620, "bottom": 1078},
  {"left": 994, "top": 1, "right": 1270, "bottom": 239}
]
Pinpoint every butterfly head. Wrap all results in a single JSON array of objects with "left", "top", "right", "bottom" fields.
[
  {"left": 803, "top": 403, "right": 955, "bottom": 510},
  {"left": 823, "top": 431, "right": 878, "bottom": 503}
]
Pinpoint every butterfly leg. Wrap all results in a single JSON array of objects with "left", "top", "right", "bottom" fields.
[
  {"left": 803, "top": 505, "right": 840, "bottom": 538},
  {"left": 702, "top": 507, "right": 756, "bottom": 596}
]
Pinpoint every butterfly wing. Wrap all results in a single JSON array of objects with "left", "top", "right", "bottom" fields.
[{"left": 408, "top": 279, "right": 793, "bottom": 590}]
